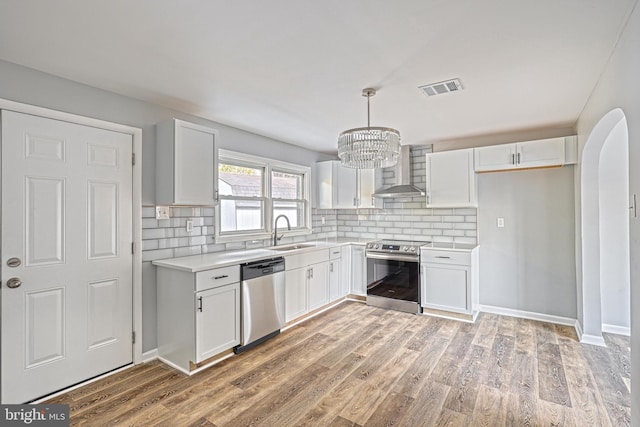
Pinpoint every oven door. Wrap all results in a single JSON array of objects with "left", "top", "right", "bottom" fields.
[{"left": 366, "top": 253, "right": 420, "bottom": 313}]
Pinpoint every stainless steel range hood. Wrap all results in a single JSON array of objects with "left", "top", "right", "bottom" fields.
[{"left": 373, "top": 145, "right": 425, "bottom": 198}]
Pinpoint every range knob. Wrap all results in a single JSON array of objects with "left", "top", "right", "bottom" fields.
[
  {"left": 374, "top": 244, "right": 380, "bottom": 249},
  {"left": 409, "top": 247, "right": 416, "bottom": 252},
  {"left": 402, "top": 246, "right": 409, "bottom": 252}
]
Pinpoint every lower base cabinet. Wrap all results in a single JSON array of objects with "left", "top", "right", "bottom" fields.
[
  {"left": 350, "top": 245, "right": 367, "bottom": 296},
  {"left": 156, "top": 265, "right": 241, "bottom": 373},
  {"left": 420, "top": 246, "right": 479, "bottom": 317},
  {"left": 285, "top": 267, "right": 309, "bottom": 322},
  {"left": 195, "top": 283, "right": 241, "bottom": 362}
]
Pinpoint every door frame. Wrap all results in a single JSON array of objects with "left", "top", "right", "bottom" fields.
[{"left": 0, "top": 98, "right": 144, "bottom": 366}]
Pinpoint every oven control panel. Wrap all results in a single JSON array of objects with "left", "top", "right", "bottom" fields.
[{"left": 366, "top": 241, "right": 421, "bottom": 254}]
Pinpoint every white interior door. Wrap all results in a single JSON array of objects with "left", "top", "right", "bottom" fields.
[{"left": 1, "top": 110, "right": 133, "bottom": 403}]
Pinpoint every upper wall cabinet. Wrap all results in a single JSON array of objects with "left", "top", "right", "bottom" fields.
[
  {"left": 156, "top": 119, "right": 218, "bottom": 205},
  {"left": 474, "top": 136, "right": 577, "bottom": 172},
  {"left": 314, "top": 161, "right": 381, "bottom": 209},
  {"left": 425, "top": 148, "right": 477, "bottom": 208}
]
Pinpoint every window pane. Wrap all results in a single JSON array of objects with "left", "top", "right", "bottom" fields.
[
  {"left": 273, "top": 201, "right": 305, "bottom": 228},
  {"left": 220, "top": 199, "right": 264, "bottom": 232},
  {"left": 218, "top": 163, "right": 263, "bottom": 197},
  {"left": 272, "top": 170, "right": 302, "bottom": 200}
]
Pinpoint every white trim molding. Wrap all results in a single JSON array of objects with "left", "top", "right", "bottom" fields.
[
  {"left": 479, "top": 304, "right": 577, "bottom": 327},
  {"left": 602, "top": 324, "right": 631, "bottom": 336}
]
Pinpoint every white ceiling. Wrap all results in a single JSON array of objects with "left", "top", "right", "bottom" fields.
[{"left": 0, "top": 0, "right": 636, "bottom": 154}]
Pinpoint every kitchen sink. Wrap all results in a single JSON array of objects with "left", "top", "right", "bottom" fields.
[{"left": 270, "top": 243, "right": 316, "bottom": 251}]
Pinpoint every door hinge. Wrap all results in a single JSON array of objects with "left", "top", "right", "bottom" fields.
[
  {"left": 132, "top": 331, "right": 136, "bottom": 344},
  {"left": 131, "top": 242, "right": 135, "bottom": 254},
  {"left": 132, "top": 153, "right": 136, "bottom": 166}
]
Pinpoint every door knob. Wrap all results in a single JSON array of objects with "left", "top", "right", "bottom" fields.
[
  {"left": 6, "top": 257, "right": 21, "bottom": 268},
  {"left": 6, "top": 277, "right": 22, "bottom": 288}
]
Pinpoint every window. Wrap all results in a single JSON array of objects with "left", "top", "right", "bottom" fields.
[{"left": 216, "top": 150, "right": 311, "bottom": 241}]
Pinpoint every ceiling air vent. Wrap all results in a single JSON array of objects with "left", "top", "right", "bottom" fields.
[{"left": 419, "top": 78, "right": 463, "bottom": 97}]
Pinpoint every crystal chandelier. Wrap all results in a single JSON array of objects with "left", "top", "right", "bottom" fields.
[{"left": 338, "top": 88, "right": 401, "bottom": 169}]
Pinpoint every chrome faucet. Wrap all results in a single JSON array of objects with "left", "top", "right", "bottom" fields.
[{"left": 273, "top": 214, "right": 291, "bottom": 246}]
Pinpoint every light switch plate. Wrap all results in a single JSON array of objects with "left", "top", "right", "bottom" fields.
[
  {"left": 156, "top": 206, "right": 170, "bottom": 220},
  {"left": 497, "top": 217, "right": 505, "bottom": 228}
]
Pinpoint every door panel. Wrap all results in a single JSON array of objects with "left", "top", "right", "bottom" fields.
[
  {"left": 1, "top": 110, "right": 134, "bottom": 403},
  {"left": 26, "top": 176, "right": 65, "bottom": 266},
  {"left": 25, "top": 287, "right": 65, "bottom": 368}
]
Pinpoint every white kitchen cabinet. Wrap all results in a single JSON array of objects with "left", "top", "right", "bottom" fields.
[
  {"left": 156, "top": 264, "right": 241, "bottom": 373},
  {"left": 340, "top": 246, "right": 351, "bottom": 297},
  {"left": 195, "top": 283, "right": 241, "bottom": 363},
  {"left": 328, "top": 247, "right": 344, "bottom": 301},
  {"left": 284, "top": 248, "right": 331, "bottom": 322},
  {"left": 425, "top": 148, "right": 477, "bottom": 207},
  {"left": 156, "top": 118, "right": 218, "bottom": 205},
  {"left": 285, "top": 267, "right": 308, "bottom": 322},
  {"left": 350, "top": 244, "right": 367, "bottom": 296},
  {"left": 474, "top": 136, "right": 576, "bottom": 172},
  {"left": 420, "top": 247, "right": 479, "bottom": 320},
  {"left": 308, "top": 261, "right": 330, "bottom": 311},
  {"left": 314, "top": 160, "right": 381, "bottom": 209}
]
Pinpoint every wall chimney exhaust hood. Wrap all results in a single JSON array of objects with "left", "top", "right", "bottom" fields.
[{"left": 372, "top": 145, "right": 425, "bottom": 198}]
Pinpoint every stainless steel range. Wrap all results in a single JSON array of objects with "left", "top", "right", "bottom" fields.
[{"left": 365, "top": 240, "right": 423, "bottom": 314}]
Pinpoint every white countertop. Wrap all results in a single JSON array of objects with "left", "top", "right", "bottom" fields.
[
  {"left": 420, "top": 242, "right": 479, "bottom": 252},
  {"left": 152, "top": 238, "right": 364, "bottom": 272}
]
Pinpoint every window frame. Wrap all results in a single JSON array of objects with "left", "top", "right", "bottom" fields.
[{"left": 215, "top": 149, "right": 312, "bottom": 243}]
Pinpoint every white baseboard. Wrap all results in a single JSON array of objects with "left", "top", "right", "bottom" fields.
[
  {"left": 478, "top": 304, "right": 577, "bottom": 327},
  {"left": 602, "top": 323, "right": 631, "bottom": 336},
  {"left": 580, "top": 334, "right": 607, "bottom": 347},
  {"left": 142, "top": 348, "right": 158, "bottom": 363}
]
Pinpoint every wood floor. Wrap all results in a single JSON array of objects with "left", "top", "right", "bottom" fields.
[{"left": 47, "top": 301, "right": 631, "bottom": 426}]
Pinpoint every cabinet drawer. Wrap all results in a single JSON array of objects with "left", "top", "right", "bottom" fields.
[
  {"left": 420, "top": 250, "right": 470, "bottom": 265},
  {"left": 196, "top": 265, "right": 240, "bottom": 291},
  {"left": 329, "top": 247, "right": 342, "bottom": 260}
]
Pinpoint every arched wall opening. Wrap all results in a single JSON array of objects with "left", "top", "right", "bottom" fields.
[{"left": 580, "top": 108, "right": 630, "bottom": 344}]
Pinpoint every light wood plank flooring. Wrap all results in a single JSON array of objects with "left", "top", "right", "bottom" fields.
[{"left": 47, "top": 301, "right": 631, "bottom": 426}]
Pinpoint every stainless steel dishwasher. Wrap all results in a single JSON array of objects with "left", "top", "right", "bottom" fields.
[{"left": 234, "top": 257, "right": 286, "bottom": 354}]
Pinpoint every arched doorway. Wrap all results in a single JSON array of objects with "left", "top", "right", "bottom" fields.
[{"left": 580, "top": 108, "right": 630, "bottom": 344}]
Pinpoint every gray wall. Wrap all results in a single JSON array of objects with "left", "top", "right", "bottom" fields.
[
  {"left": 0, "top": 59, "right": 333, "bottom": 353},
  {"left": 478, "top": 167, "right": 577, "bottom": 318}
]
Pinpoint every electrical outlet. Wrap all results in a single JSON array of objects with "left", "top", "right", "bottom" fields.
[
  {"left": 497, "top": 217, "right": 505, "bottom": 228},
  {"left": 156, "top": 206, "right": 170, "bottom": 220},
  {"left": 321, "top": 216, "right": 326, "bottom": 225},
  {"left": 186, "top": 219, "right": 194, "bottom": 232}
]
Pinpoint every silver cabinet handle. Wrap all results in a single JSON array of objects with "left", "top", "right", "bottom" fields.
[
  {"left": 6, "top": 277, "right": 22, "bottom": 288},
  {"left": 517, "top": 152, "right": 521, "bottom": 164},
  {"left": 435, "top": 256, "right": 451, "bottom": 259},
  {"left": 310, "top": 267, "right": 314, "bottom": 278},
  {"left": 330, "top": 263, "right": 334, "bottom": 273},
  {"left": 511, "top": 153, "right": 515, "bottom": 165},
  {"left": 631, "top": 194, "right": 637, "bottom": 218},
  {"left": 197, "top": 296, "right": 203, "bottom": 312},
  {"left": 213, "top": 274, "right": 229, "bottom": 280}
]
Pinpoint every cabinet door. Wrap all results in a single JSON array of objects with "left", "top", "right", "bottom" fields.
[
  {"left": 314, "top": 161, "right": 334, "bottom": 209},
  {"left": 357, "top": 169, "right": 380, "bottom": 208},
  {"left": 285, "top": 268, "right": 308, "bottom": 322},
  {"left": 350, "top": 245, "right": 367, "bottom": 296},
  {"left": 328, "top": 259, "right": 341, "bottom": 301},
  {"left": 421, "top": 264, "right": 469, "bottom": 313},
  {"left": 335, "top": 165, "right": 358, "bottom": 208},
  {"left": 156, "top": 119, "right": 217, "bottom": 205},
  {"left": 517, "top": 138, "right": 565, "bottom": 168},
  {"left": 474, "top": 143, "right": 516, "bottom": 172},
  {"left": 340, "top": 246, "right": 351, "bottom": 297},
  {"left": 308, "top": 261, "right": 329, "bottom": 311},
  {"left": 195, "top": 283, "right": 240, "bottom": 362},
  {"left": 426, "top": 149, "right": 476, "bottom": 207}
]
